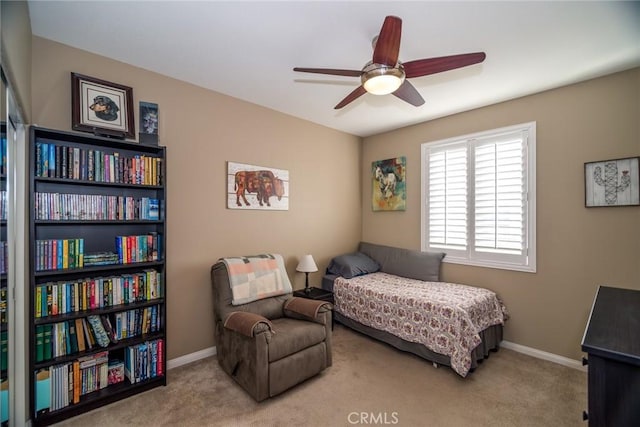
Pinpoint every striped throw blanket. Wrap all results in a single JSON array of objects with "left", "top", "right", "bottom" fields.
[{"left": 221, "top": 254, "right": 292, "bottom": 305}]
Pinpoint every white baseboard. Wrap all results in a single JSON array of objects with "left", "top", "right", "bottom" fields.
[
  {"left": 501, "top": 340, "right": 586, "bottom": 371},
  {"left": 167, "top": 346, "right": 217, "bottom": 370},
  {"left": 166, "top": 342, "right": 585, "bottom": 373}
]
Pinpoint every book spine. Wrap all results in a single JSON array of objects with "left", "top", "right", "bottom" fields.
[
  {"left": 61, "top": 146, "right": 67, "bottom": 179},
  {"left": 55, "top": 145, "right": 62, "bottom": 178},
  {"left": 42, "top": 143, "right": 49, "bottom": 177},
  {"left": 35, "top": 325, "right": 44, "bottom": 362},
  {"left": 48, "top": 145, "right": 56, "bottom": 177}
]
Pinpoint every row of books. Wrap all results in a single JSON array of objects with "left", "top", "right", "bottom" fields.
[
  {"left": 35, "top": 233, "right": 162, "bottom": 271},
  {"left": 35, "top": 238, "right": 84, "bottom": 272},
  {"left": 34, "top": 192, "right": 161, "bottom": 221},
  {"left": 34, "top": 142, "right": 163, "bottom": 186},
  {"left": 0, "top": 241, "right": 7, "bottom": 275},
  {"left": 35, "top": 351, "right": 109, "bottom": 414},
  {"left": 34, "top": 270, "right": 163, "bottom": 318},
  {"left": 0, "top": 190, "right": 6, "bottom": 220},
  {"left": 115, "top": 233, "right": 162, "bottom": 264},
  {"left": 112, "top": 305, "right": 162, "bottom": 340},
  {"left": 124, "top": 339, "right": 164, "bottom": 384},
  {"left": 34, "top": 339, "right": 163, "bottom": 415},
  {"left": 35, "top": 305, "right": 162, "bottom": 362},
  {"left": 36, "top": 316, "right": 111, "bottom": 362}
]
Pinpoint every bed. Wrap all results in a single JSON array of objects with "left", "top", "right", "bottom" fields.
[{"left": 323, "top": 242, "right": 507, "bottom": 377}]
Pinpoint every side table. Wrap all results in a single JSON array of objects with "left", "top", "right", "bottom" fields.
[{"left": 293, "top": 287, "right": 334, "bottom": 303}]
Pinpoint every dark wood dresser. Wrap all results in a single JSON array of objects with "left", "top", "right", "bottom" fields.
[{"left": 581, "top": 285, "right": 640, "bottom": 426}]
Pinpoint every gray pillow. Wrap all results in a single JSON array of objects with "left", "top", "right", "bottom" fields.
[
  {"left": 326, "top": 252, "right": 380, "bottom": 279},
  {"left": 359, "top": 242, "right": 445, "bottom": 282}
]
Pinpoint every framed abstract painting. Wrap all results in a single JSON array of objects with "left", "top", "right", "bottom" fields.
[{"left": 372, "top": 156, "right": 406, "bottom": 211}]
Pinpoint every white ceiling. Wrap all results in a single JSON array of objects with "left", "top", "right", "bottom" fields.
[{"left": 28, "top": 1, "right": 640, "bottom": 137}]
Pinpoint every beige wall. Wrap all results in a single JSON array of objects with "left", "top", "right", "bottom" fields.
[
  {"left": 362, "top": 68, "right": 640, "bottom": 360},
  {"left": 29, "top": 34, "right": 640, "bottom": 362},
  {"left": 31, "top": 37, "right": 362, "bottom": 359},
  {"left": 1, "top": 0, "right": 32, "bottom": 121}
]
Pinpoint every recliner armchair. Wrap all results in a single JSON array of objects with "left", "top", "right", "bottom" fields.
[{"left": 211, "top": 259, "right": 332, "bottom": 401}]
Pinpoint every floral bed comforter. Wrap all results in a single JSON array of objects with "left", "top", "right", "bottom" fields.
[{"left": 334, "top": 272, "right": 507, "bottom": 377}]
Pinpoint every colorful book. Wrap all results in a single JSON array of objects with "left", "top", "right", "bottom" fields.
[
  {"left": 87, "top": 315, "right": 110, "bottom": 347},
  {"left": 82, "top": 318, "right": 94, "bottom": 350},
  {"left": 75, "top": 318, "right": 86, "bottom": 352},
  {"left": 43, "top": 324, "right": 52, "bottom": 361},
  {"left": 73, "top": 361, "right": 80, "bottom": 404},
  {"left": 35, "top": 368, "right": 50, "bottom": 414},
  {"left": 68, "top": 320, "right": 78, "bottom": 354},
  {"left": 35, "top": 325, "right": 45, "bottom": 362},
  {"left": 148, "top": 199, "right": 159, "bottom": 220},
  {"left": 42, "top": 143, "right": 49, "bottom": 177},
  {"left": 48, "top": 145, "right": 56, "bottom": 177}
]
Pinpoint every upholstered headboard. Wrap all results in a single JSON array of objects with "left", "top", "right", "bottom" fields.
[{"left": 358, "top": 242, "right": 445, "bottom": 282}]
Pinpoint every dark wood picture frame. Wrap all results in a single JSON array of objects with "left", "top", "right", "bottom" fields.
[{"left": 71, "top": 72, "right": 134, "bottom": 139}]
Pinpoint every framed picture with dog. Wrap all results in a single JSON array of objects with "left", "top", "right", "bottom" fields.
[{"left": 71, "top": 72, "right": 135, "bottom": 139}]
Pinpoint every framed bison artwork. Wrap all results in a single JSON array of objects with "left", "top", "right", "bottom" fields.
[
  {"left": 372, "top": 156, "right": 406, "bottom": 211},
  {"left": 71, "top": 72, "right": 135, "bottom": 139},
  {"left": 227, "top": 161, "right": 289, "bottom": 210}
]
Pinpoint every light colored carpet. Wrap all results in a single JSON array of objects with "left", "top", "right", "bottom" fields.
[{"left": 54, "top": 324, "right": 587, "bottom": 427}]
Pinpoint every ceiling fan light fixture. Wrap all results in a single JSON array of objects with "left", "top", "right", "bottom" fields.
[{"left": 361, "top": 63, "right": 405, "bottom": 95}]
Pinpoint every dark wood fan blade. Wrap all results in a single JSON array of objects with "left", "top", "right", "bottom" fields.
[
  {"left": 403, "top": 52, "right": 486, "bottom": 78},
  {"left": 392, "top": 80, "right": 425, "bottom": 106},
  {"left": 335, "top": 85, "right": 367, "bottom": 109},
  {"left": 372, "top": 16, "right": 402, "bottom": 66},
  {"left": 293, "top": 67, "right": 362, "bottom": 77}
]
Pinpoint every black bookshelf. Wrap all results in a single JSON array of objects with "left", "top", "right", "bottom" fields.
[{"left": 28, "top": 126, "right": 167, "bottom": 426}]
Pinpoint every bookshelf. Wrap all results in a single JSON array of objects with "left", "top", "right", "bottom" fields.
[{"left": 28, "top": 126, "right": 166, "bottom": 426}]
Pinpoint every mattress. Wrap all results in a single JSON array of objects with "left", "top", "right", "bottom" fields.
[{"left": 333, "top": 272, "right": 507, "bottom": 376}]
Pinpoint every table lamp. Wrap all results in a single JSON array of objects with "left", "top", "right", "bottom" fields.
[{"left": 296, "top": 254, "right": 318, "bottom": 294}]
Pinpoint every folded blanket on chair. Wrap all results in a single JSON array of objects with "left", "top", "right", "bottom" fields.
[{"left": 221, "top": 253, "right": 293, "bottom": 305}]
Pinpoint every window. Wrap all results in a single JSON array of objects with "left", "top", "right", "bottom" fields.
[{"left": 421, "top": 122, "right": 536, "bottom": 272}]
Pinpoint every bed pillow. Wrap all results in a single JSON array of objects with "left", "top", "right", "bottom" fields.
[{"left": 326, "top": 252, "right": 380, "bottom": 279}]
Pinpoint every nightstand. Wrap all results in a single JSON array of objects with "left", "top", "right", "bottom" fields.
[
  {"left": 293, "top": 287, "right": 334, "bottom": 303},
  {"left": 293, "top": 287, "right": 334, "bottom": 329}
]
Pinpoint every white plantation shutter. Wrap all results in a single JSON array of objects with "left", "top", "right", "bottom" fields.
[
  {"left": 427, "top": 144, "right": 468, "bottom": 251},
  {"left": 473, "top": 132, "right": 527, "bottom": 264},
  {"left": 422, "top": 123, "right": 536, "bottom": 272}
]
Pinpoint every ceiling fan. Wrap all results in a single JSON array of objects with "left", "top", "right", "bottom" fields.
[{"left": 293, "top": 15, "right": 486, "bottom": 109}]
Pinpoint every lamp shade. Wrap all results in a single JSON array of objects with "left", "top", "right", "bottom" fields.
[{"left": 296, "top": 254, "right": 318, "bottom": 273}]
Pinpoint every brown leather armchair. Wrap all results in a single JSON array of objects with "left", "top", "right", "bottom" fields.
[{"left": 211, "top": 260, "right": 332, "bottom": 401}]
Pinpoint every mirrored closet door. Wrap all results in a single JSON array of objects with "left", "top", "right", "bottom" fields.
[
  {"left": 1, "top": 68, "right": 10, "bottom": 427},
  {"left": 1, "top": 64, "right": 27, "bottom": 427}
]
